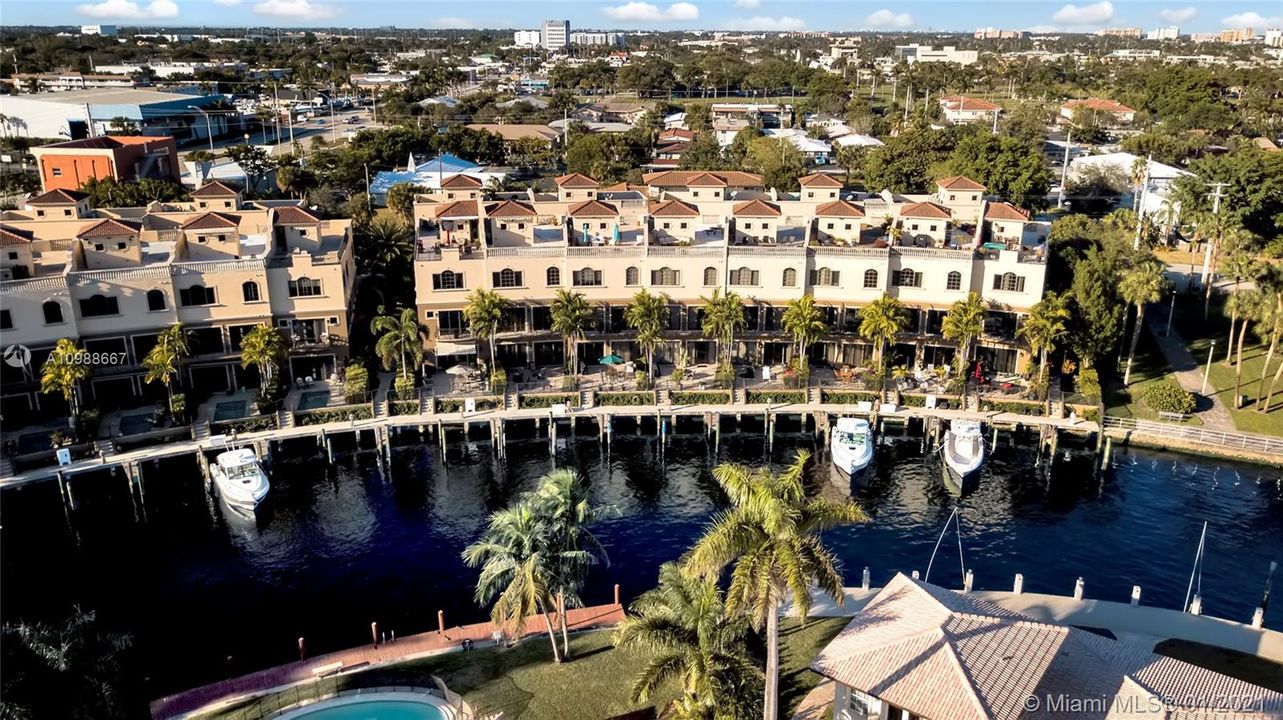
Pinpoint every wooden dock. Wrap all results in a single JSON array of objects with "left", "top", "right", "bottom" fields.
[{"left": 149, "top": 602, "right": 627, "bottom": 720}]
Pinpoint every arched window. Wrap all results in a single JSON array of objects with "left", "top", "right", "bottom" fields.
[
  {"left": 893, "top": 268, "right": 921, "bottom": 288},
  {"left": 811, "top": 267, "right": 839, "bottom": 286},
  {"left": 703, "top": 266, "right": 718, "bottom": 286},
  {"left": 42, "top": 300, "right": 64, "bottom": 324},
  {"left": 434, "top": 270, "right": 461, "bottom": 290},
  {"left": 652, "top": 267, "right": 679, "bottom": 286},
  {"left": 625, "top": 266, "right": 640, "bottom": 286},
  {"left": 863, "top": 269, "right": 878, "bottom": 288},
  {"left": 146, "top": 289, "right": 166, "bottom": 311},
  {"left": 946, "top": 271, "right": 962, "bottom": 291},
  {"left": 79, "top": 294, "right": 120, "bottom": 317},
  {"left": 730, "top": 267, "right": 759, "bottom": 286},
  {"left": 179, "top": 284, "right": 215, "bottom": 306},
  {"left": 242, "top": 281, "right": 260, "bottom": 303},
  {"left": 546, "top": 267, "right": 561, "bottom": 286},
  {"left": 782, "top": 268, "right": 797, "bottom": 287},
  {"left": 494, "top": 268, "right": 521, "bottom": 288},
  {"left": 573, "top": 268, "right": 602, "bottom": 286},
  {"left": 994, "top": 272, "right": 1025, "bottom": 292},
  {"left": 288, "top": 277, "right": 322, "bottom": 298}
]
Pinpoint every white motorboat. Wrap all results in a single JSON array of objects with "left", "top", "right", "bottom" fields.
[
  {"left": 210, "top": 447, "right": 270, "bottom": 512},
  {"left": 830, "top": 417, "right": 874, "bottom": 476},
  {"left": 941, "top": 420, "right": 985, "bottom": 491}
]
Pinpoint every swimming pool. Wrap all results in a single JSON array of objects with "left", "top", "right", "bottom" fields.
[
  {"left": 276, "top": 693, "right": 452, "bottom": 720},
  {"left": 118, "top": 413, "right": 154, "bottom": 436},
  {"left": 298, "top": 391, "right": 332, "bottom": 411},
  {"left": 213, "top": 401, "right": 248, "bottom": 422}
]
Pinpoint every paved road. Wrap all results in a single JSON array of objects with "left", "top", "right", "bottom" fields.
[{"left": 177, "top": 108, "right": 383, "bottom": 158}]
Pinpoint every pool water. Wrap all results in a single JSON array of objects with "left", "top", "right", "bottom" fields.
[
  {"left": 298, "top": 391, "right": 332, "bottom": 411},
  {"left": 118, "top": 413, "right": 154, "bottom": 436},
  {"left": 289, "top": 699, "right": 445, "bottom": 720},
  {"left": 214, "top": 401, "right": 248, "bottom": 422}
]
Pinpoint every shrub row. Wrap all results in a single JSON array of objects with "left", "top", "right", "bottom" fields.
[
  {"left": 979, "top": 399, "right": 1047, "bottom": 415},
  {"left": 596, "top": 391, "right": 656, "bottom": 406},
  {"left": 746, "top": 389, "right": 806, "bottom": 404},
  {"left": 296, "top": 405, "right": 374, "bottom": 426},
  {"left": 821, "top": 390, "right": 879, "bottom": 405},
  {"left": 519, "top": 393, "right": 579, "bottom": 409},
  {"left": 389, "top": 400, "right": 419, "bottom": 416},
  {"left": 671, "top": 390, "right": 730, "bottom": 405},
  {"left": 213, "top": 416, "right": 278, "bottom": 434},
  {"left": 436, "top": 397, "right": 501, "bottom": 413}
]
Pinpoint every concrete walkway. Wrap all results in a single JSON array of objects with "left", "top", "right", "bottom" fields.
[
  {"left": 791, "top": 678, "right": 834, "bottom": 720},
  {"left": 1145, "top": 312, "right": 1236, "bottom": 432}
]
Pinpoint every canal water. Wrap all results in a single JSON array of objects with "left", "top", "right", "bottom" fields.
[{"left": 2, "top": 427, "right": 1281, "bottom": 696}]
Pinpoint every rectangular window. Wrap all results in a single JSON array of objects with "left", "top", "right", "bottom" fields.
[
  {"left": 573, "top": 269, "right": 603, "bottom": 287},
  {"left": 432, "top": 273, "right": 464, "bottom": 290},
  {"left": 116, "top": 242, "right": 127, "bottom": 250},
  {"left": 693, "top": 191, "right": 700, "bottom": 197},
  {"left": 7, "top": 251, "right": 17, "bottom": 260},
  {"left": 826, "top": 223, "right": 834, "bottom": 230},
  {"left": 288, "top": 278, "right": 323, "bottom": 297},
  {"left": 662, "top": 222, "right": 670, "bottom": 229},
  {"left": 517, "top": 223, "right": 525, "bottom": 230},
  {"left": 492, "top": 270, "right": 523, "bottom": 288},
  {"left": 807, "top": 192, "right": 814, "bottom": 198},
  {"left": 743, "top": 223, "right": 752, "bottom": 230},
  {"left": 930, "top": 225, "right": 938, "bottom": 232},
  {"left": 0, "top": 309, "right": 11, "bottom": 329},
  {"left": 79, "top": 295, "right": 121, "bottom": 317},
  {"left": 844, "top": 224, "right": 852, "bottom": 231},
  {"left": 51, "top": 168, "right": 63, "bottom": 177},
  {"left": 911, "top": 224, "right": 919, "bottom": 231},
  {"left": 94, "top": 243, "right": 104, "bottom": 251}
]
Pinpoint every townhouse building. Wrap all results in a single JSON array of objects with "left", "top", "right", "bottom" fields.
[
  {"left": 412, "top": 171, "right": 1049, "bottom": 377},
  {"left": 0, "top": 182, "right": 356, "bottom": 418}
]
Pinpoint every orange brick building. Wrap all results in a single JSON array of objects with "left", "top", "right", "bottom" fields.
[{"left": 30, "top": 135, "right": 180, "bottom": 192}]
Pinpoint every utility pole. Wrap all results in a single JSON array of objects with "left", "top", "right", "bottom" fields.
[
  {"left": 1133, "top": 154, "right": 1152, "bottom": 250},
  {"left": 1199, "top": 181, "right": 1228, "bottom": 291},
  {"left": 1057, "top": 129, "right": 1072, "bottom": 209}
]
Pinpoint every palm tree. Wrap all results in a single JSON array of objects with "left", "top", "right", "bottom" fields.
[
  {"left": 356, "top": 214, "right": 414, "bottom": 276},
  {"left": 942, "top": 292, "right": 987, "bottom": 393},
  {"left": 550, "top": 289, "right": 594, "bottom": 376},
  {"left": 614, "top": 563, "right": 762, "bottom": 720},
  {"left": 857, "top": 294, "right": 909, "bottom": 370},
  {"left": 239, "top": 324, "right": 289, "bottom": 388},
  {"left": 142, "top": 323, "right": 190, "bottom": 417},
  {"left": 461, "top": 504, "right": 563, "bottom": 662},
  {"left": 1017, "top": 292, "right": 1071, "bottom": 386},
  {"left": 528, "top": 469, "right": 610, "bottom": 657},
  {"left": 1228, "top": 290, "right": 1264, "bottom": 408},
  {"left": 701, "top": 289, "right": 746, "bottom": 370},
  {"left": 40, "top": 338, "right": 90, "bottom": 424},
  {"left": 1254, "top": 271, "right": 1283, "bottom": 412},
  {"left": 780, "top": 296, "right": 826, "bottom": 374},
  {"left": 625, "top": 289, "right": 669, "bottom": 382},
  {"left": 1192, "top": 210, "right": 1241, "bottom": 320},
  {"left": 1118, "top": 259, "right": 1169, "bottom": 386},
  {"left": 371, "top": 307, "right": 426, "bottom": 383},
  {"left": 1219, "top": 236, "right": 1262, "bottom": 364},
  {"left": 463, "top": 288, "right": 508, "bottom": 373},
  {"left": 685, "top": 450, "right": 868, "bottom": 720},
  {"left": 1, "top": 607, "right": 135, "bottom": 720}
]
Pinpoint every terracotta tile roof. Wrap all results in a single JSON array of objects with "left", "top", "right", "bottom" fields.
[
  {"left": 601, "top": 182, "right": 649, "bottom": 192},
  {"left": 732, "top": 199, "right": 781, "bottom": 217},
  {"left": 686, "top": 172, "right": 728, "bottom": 187},
  {"left": 984, "top": 201, "right": 1031, "bottom": 222},
  {"left": 648, "top": 198, "right": 700, "bottom": 217},
  {"left": 658, "top": 128, "right": 696, "bottom": 142},
  {"left": 555, "top": 172, "right": 600, "bottom": 188},
  {"left": 812, "top": 574, "right": 1283, "bottom": 720},
  {"left": 181, "top": 211, "right": 240, "bottom": 230},
  {"left": 937, "top": 176, "right": 987, "bottom": 191},
  {"left": 799, "top": 173, "right": 844, "bottom": 188},
  {"left": 1062, "top": 97, "right": 1136, "bottom": 114},
  {"left": 78, "top": 218, "right": 141, "bottom": 238},
  {"left": 273, "top": 206, "right": 321, "bottom": 225},
  {"left": 815, "top": 199, "right": 866, "bottom": 218},
  {"left": 440, "top": 174, "right": 483, "bottom": 189},
  {"left": 0, "top": 225, "right": 35, "bottom": 246},
  {"left": 939, "top": 95, "right": 1002, "bottom": 112},
  {"left": 434, "top": 200, "right": 480, "bottom": 219},
  {"left": 567, "top": 199, "right": 619, "bottom": 217},
  {"left": 642, "top": 170, "right": 764, "bottom": 187},
  {"left": 485, "top": 199, "right": 537, "bottom": 218},
  {"left": 901, "top": 201, "right": 953, "bottom": 219},
  {"left": 27, "top": 188, "right": 88, "bottom": 205},
  {"left": 466, "top": 123, "right": 559, "bottom": 143},
  {"left": 190, "top": 181, "right": 240, "bottom": 198}
]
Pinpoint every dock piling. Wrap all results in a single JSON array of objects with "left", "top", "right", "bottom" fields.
[
  {"left": 298, "top": 637, "right": 306, "bottom": 661},
  {"left": 1130, "top": 586, "right": 1142, "bottom": 606},
  {"left": 1013, "top": 573, "right": 1024, "bottom": 594}
]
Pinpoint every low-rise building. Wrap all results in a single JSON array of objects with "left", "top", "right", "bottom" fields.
[
  {"left": 31, "top": 135, "right": 180, "bottom": 192},
  {"left": 1059, "top": 97, "right": 1138, "bottom": 125},
  {"left": 893, "top": 44, "right": 979, "bottom": 65},
  {"left": 0, "top": 88, "right": 227, "bottom": 144},
  {"left": 938, "top": 95, "right": 1002, "bottom": 125},
  {"left": 1095, "top": 27, "right": 1143, "bottom": 38},
  {"left": 1146, "top": 25, "right": 1180, "bottom": 40}
]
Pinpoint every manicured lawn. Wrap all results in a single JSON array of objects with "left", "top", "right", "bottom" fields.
[
  {"left": 201, "top": 620, "right": 851, "bottom": 720},
  {"left": 1104, "top": 328, "right": 1203, "bottom": 426}
]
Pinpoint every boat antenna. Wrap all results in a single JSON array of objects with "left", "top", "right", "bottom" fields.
[
  {"left": 925, "top": 507, "right": 964, "bottom": 583},
  {"left": 1262, "top": 561, "right": 1277, "bottom": 613},
  {"left": 1183, "top": 521, "right": 1208, "bottom": 612}
]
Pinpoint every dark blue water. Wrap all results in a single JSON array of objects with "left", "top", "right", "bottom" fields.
[{"left": 2, "top": 428, "right": 1281, "bottom": 698}]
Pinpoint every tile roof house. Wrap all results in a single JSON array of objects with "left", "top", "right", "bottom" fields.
[
  {"left": 567, "top": 199, "right": 619, "bottom": 217},
  {"left": 900, "top": 201, "right": 953, "bottom": 219},
  {"left": 485, "top": 200, "right": 537, "bottom": 218},
  {"left": 733, "top": 199, "right": 782, "bottom": 217},
  {"left": 648, "top": 198, "right": 701, "bottom": 217},
  {"left": 938, "top": 95, "right": 1003, "bottom": 124},
  {"left": 813, "top": 573, "right": 1283, "bottom": 720},
  {"left": 1059, "top": 98, "right": 1138, "bottom": 123},
  {"left": 465, "top": 123, "right": 559, "bottom": 145}
]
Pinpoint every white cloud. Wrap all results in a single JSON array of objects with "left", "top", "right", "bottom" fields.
[
  {"left": 1158, "top": 6, "right": 1196, "bottom": 24},
  {"left": 1221, "top": 11, "right": 1283, "bottom": 27},
  {"left": 1051, "top": 1, "right": 1114, "bottom": 26},
  {"left": 433, "top": 16, "right": 474, "bottom": 28},
  {"left": 252, "top": 0, "right": 340, "bottom": 20},
  {"left": 602, "top": 2, "right": 699, "bottom": 22},
  {"left": 733, "top": 0, "right": 761, "bottom": 7},
  {"left": 77, "top": 0, "right": 179, "bottom": 19},
  {"left": 212, "top": 0, "right": 240, "bottom": 6},
  {"left": 724, "top": 15, "right": 804, "bottom": 30},
  {"left": 863, "top": 9, "right": 914, "bottom": 29}
]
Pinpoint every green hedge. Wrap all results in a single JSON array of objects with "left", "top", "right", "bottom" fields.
[
  {"left": 213, "top": 415, "right": 277, "bottom": 434},
  {"left": 597, "top": 391, "right": 656, "bottom": 406},
  {"left": 436, "top": 397, "right": 500, "bottom": 413},
  {"left": 979, "top": 398, "right": 1047, "bottom": 415},
  {"left": 821, "top": 390, "right": 879, "bottom": 405},
  {"left": 296, "top": 405, "right": 374, "bottom": 426},
  {"left": 899, "top": 394, "right": 927, "bottom": 407},
  {"left": 519, "top": 393, "right": 579, "bottom": 409},
  {"left": 1140, "top": 383, "right": 1196, "bottom": 414},
  {"left": 746, "top": 389, "right": 805, "bottom": 404},
  {"left": 389, "top": 400, "right": 419, "bottom": 416},
  {"left": 671, "top": 390, "right": 730, "bottom": 405}
]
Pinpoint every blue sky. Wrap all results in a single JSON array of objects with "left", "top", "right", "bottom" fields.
[{"left": 6, "top": 0, "right": 1282, "bottom": 32}]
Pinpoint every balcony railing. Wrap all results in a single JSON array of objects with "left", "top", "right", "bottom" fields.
[
  {"left": 812, "top": 245, "right": 889, "bottom": 258},
  {"left": 892, "top": 246, "right": 974, "bottom": 261},
  {"left": 566, "top": 246, "right": 644, "bottom": 257},
  {"left": 729, "top": 245, "right": 804, "bottom": 257},
  {"left": 487, "top": 246, "right": 565, "bottom": 258},
  {"left": 0, "top": 274, "right": 68, "bottom": 295},
  {"left": 648, "top": 245, "right": 725, "bottom": 257}
]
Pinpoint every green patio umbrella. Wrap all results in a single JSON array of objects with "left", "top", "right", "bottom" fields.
[{"left": 599, "top": 354, "right": 625, "bottom": 365}]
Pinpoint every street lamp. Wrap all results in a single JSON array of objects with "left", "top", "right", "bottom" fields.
[
  {"left": 1201, "top": 339, "right": 1216, "bottom": 395},
  {"left": 188, "top": 105, "right": 214, "bottom": 153}
]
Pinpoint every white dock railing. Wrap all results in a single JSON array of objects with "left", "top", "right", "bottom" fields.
[{"left": 1102, "top": 416, "right": 1283, "bottom": 457}]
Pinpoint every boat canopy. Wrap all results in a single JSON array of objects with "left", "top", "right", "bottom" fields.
[
  {"left": 217, "top": 448, "right": 258, "bottom": 468},
  {"left": 835, "top": 417, "right": 870, "bottom": 433}
]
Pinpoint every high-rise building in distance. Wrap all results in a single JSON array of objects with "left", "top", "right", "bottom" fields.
[{"left": 542, "top": 20, "right": 570, "bottom": 51}]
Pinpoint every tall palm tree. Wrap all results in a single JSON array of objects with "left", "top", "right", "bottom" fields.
[
  {"left": 1017, "top": 291, "right": 1070, "bottom": 385},
  {"left": 614, "top": 563, "right": 762, "bottom": 720},
  {"left": 780, "top": 296, "right": 826, "bottom": 373},
  {"left": 550, "top": 288, "right": 593, "bottom": 376},
  {"left": 685, "top": 450, "right": 868, "bottom": 720},
  {"left": 701, "top": 289, "right": 746, "bottom": 370},
  {"left": 461, "top": 504, "right": 563, "bottom": 662},
  {"left": 40, "top": 339, "right": 91, "bottom": 424},
  {"left": 528, "top": 469, "right": 610, "bottom": 657},
  {"left": 1255, "top": 270, "right": 1283, "bottom": 412},
  {"left": 464, "top": 288, "right": 509, "bottom": 374},
  {"left": 142, "top": 323, "right": 190, "bottom": 417},
  {"left": 1, "top": 607, "right": 135, "bottom": 720},
  {"left": 239, "top": 324, "right": 289, "bottom": 387},
  {"left": 1118, "top": 259, "right": 1169, "bottom": 386},
  {"left": 625, "top": 289, "right": 669, "bottom": 381},
  {"left": 1219, "top": 236, "right": 1262, "bottom": 364},
  {"left": 1192, "top": 210, "right": 1241, "bottom": 320},
  {"left": 942, "top": 292, "right": 987, "bottom": 393},
  {"left": 371, "top": 307, "right": 426, "bottom": 383},
  {"left": 1228, "top": 290, "right": 1264, "bottom": 408},
  {"left": 857, "top": 294, "right": 909, "bottom": 370}
]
